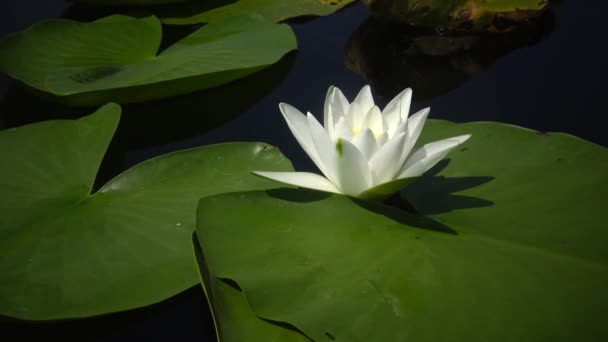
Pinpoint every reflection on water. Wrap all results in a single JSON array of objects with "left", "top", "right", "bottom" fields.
[{"left": 345, "top": 10, "right": 554, "bottom": 101}]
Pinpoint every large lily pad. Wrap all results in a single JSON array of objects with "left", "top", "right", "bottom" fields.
[
  {"left": 363, "top": 0, "right": 550, "bottom": 32},
  {"left": 160, "top": 0, "right": 356, "bottom": 25},
  {"left": 0, "top": 103, "right": 293, "bottom": 320},
  {"left": 405, "top": 120, "right": 607, "bottom": 263},
  {"left": 193, "top": 235, "right": 311, "bottom": 341},
  {"left": 195, "top": 120, "right": 608, "bottom": 341},
  {"left": 0, "top": 14, "right": 296, "bottom": 106},
  {"left": 72, "top": 0, "right": 188, "bottom": 5}
]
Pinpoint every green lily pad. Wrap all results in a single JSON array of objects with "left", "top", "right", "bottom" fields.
[
  {"left": 72, "top": 0, "right": 188, "bottom": 5},
  {"left": 405, "top": 120, "right": 608, "bottom": 264},
  {"left": 0, "top": 14, "right": 296, "bottom": 106},
  {"left": 195, "top": 120, "right": 608, "bottom": 341},
  {"left": 0, "top": 103, "right": 293, "bottom": 320},
  {"left": 363, "top": 0, "right": 549, "bottom": 32},
  {"left": 160, "top": 0, "right": 356, "bottom": 25}
]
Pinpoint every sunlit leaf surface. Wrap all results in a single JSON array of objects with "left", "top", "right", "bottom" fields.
[
  {"left": 160, "top": 0, "right": 356, "bottom": 25},
  {"left": 0, "top": 104, "right": 293, "bottom": 320},
  {"left": 195, "top": 120, "right": 608, "bottom": 341},
  {"left": 0, "top": 14, "right": 296, "bottom": 106}
]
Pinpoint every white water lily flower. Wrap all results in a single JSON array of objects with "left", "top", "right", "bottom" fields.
[{"left": 254, "top": 85, "right": 471, "bottom": 200}]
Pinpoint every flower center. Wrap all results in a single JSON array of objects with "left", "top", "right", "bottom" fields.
[{"left": 352, "top": 126, "right": 383, "bottom": 139}]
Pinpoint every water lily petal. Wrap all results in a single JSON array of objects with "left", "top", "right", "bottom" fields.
[
  {"left": 376, "top": 132, "right": 389, "bottom": 147},
  {"left": 383, "top": 88, "right": 412, "bottom": 134},
  {"left": 398, "top": 134, "right": 471, "bottom": 178},
  {"left": 348, "top": 101, "right": 364, "bottom": 131},
  {"left": 400, "top": 107, "right": 430, "bottom": 164},
  {"left": 324, "top": 89, "right": 336, "bottom": 138},
  {"left": 351, "top": 85, "right": 374, "bottom": 115},
  {"left": 406, "top": 107, "right": 430, "bottom": 137},
  {"left": 369, "top": 132, "right": 407, "bottom": 185},
  {"left": 333, "top": 116, "right": 354, "bottom": 141},
  {"left": 334, "top": 88, "right": 350, "bottom": 114},
  {"left": 325, "top": 86, "right": 349, "bottom": 126},
  {"left": 351, "top": 128, "right": 378, "bottom": 160},
  {"left": 279, "top": 86, "right": 470, "bottom": 199},
  {"left": 252, "top": 171, "right": 342, "bottom": 194},
  {"left": 357, "top": 177, "right": 417, "bottom": 201},
  {"left": 362, "top": 105, "right": 384, "bottom": 136},
  {"left": 279, "top": 103, "right": 326, "bottom": 176},
  {"left": 335, "top": 138, "right": 373, "bottom": 197},
  {"left": 326, "top": 107, "right": 336, "bottom": 140},
  {"left": 390, "top": 115, "right": 409, "bottom": 140},
  {"left": 307, "top": 113, "right": 339, "bottom": 185}
]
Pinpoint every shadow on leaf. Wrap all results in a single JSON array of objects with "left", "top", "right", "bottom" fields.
[
  {"left": 404, "top": 159, "right": 495, "bottom": 216},
  {"left": 352, "top": 197, "right": 457, "bottom": 235},
  {"left": 266, "top": 188, "right": 332, "bottom": 203},
  {"left": 265, "top": 188, "right": 456, "bottom": 235}
]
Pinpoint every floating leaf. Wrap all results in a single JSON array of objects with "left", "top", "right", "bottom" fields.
[
  {"left": 0, "top": 14, "right": 296, "bottom": 106},
  {"left": 363, "top": 0, "right": 550, "bottom": 32},
  {"left": 406, "top": 120, "right": 608, "bottom": 264},
  {"left": 72, "top": 0, "right": 188, "bottom": 5},
  {"left": 193, "top": 235, "right": 310, "bottom": 341},
  {"left": 160, "top": 0, "right": 356, "bottom": 25},
  {"left": 195, "top": 120, "right": 608, "bottom": 341},
  {"left": 0, "top": 104, "right": 293, "bottom": 320}
]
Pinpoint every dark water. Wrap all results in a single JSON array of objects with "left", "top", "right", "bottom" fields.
[{"left": 0, "top": 0, "right": 606, "bottom": 340}]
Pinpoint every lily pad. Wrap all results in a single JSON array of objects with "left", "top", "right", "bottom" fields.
[
  {"left": 405, "top": 120, "right": 608, "bottom": 263},
  {"left": 363, "top": 0, "right": 550, "bottom": 32},
  {"left": 193, "top": 235, "right": 311, "bottom": 341},
  {"left": 195, "top": 120, "right": 608, "bottom": 341},
  {"left": 0, "top": 103, "right": 293, "bottom": 320},
  {"left": 159, "top": 0, "right": 356, "bottom": 25},
  {"left": 0, "top": 14, "right": 296, "bottom": 106},
  {"left": 72, "top": 0, "right": 188, "bottom": 5}
]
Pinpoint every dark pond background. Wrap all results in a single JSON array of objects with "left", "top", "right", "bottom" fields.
[{"left": 1, "top": 0, "right": 606, "bottom": 340}]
